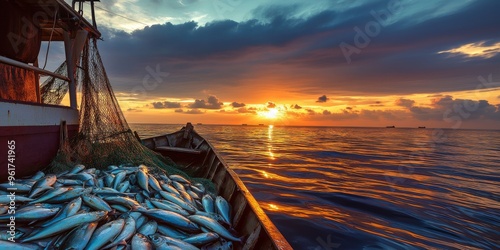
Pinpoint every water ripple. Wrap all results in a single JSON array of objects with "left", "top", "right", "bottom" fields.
[{"left": 131, "top": 124, "right": 500, "bottom": 250}]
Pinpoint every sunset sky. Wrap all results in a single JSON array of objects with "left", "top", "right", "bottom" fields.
[{"left": 50, "top": 0, "right": 500, "bottom": 129}]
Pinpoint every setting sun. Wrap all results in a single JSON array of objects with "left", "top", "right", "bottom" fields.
[{"left": 260, "top": 108, "right": 280, "bottom": 119}]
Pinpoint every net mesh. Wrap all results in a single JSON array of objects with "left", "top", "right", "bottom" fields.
[
  {"left": 45, "top": 38, "right": 214, "bottom": 191},
  {"left": 40, "top": 61, "right": 68, "bottom": 105}
]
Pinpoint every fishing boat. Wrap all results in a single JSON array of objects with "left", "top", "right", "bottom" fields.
[
  {"left": 0, "top": 0, "right": 100, "bottom": 180},
  {"left": 386, "top": 125, "right": 395, "bottom": 128},
  {"left": 1, "top": 1, "right": 292, "bottom": 248},
  {"left": 141, "top": 123, "right": 293, "bottom": 249}
]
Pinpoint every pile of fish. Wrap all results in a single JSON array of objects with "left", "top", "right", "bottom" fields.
[{"left": 0, "top": 164, "right": 242, "bottom": 249}]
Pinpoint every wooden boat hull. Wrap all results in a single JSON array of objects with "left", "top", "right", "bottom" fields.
[
  {"left": 141, "top": 123, "right": 292, "bottom": 250},
  {"left": 0, "top": 100, "right": 79, "bottom": 181}
]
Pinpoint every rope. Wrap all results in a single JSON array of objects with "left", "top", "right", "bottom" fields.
[{"left": 42, "top": 9, "right": 58, "bottom": 70}]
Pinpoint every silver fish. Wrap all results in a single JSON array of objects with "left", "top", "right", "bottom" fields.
[
  {"left": 113, "top": 171, "right": 127, "bottom": 190},
  {"left": 119, "top": 181, "right": 131, "bottom": 193},
  {"left": 104, "top": 215, "right": 136, "bottom": 249},
  {"left": 42, "top": 197, "right": 82, "bottom": 227},
  {"left": 149, "top": 233, "right": 199, "bottom": 250},
  {"left": 45, "top": 187, "right": 91, "bottom": 203},
  {"left": 160, "top": 183, "right": 181, "bottom": 198},
  {"left": 28, "top": 186, "right": 71, "bottom": 204},
  {"left": 69, "top": 164, "right": 86, "bottom": 174},
  {"left": 156, "top": 224, "right": 188, "bottom": 239},
  {"left": 131, "top": 233, "right": 153, "bottom": 250},
  {"left": 169, "top": 175, "right": 191, "bottom": 184},
  {"left": 183, "top": 232, "right": 219, "bottom": 246},
  {"left": 28, "top": 174, "right": 57, "bottom": 198},
  {"left": 148, "top": 175, "right": 162, "bottom": 192},
  {"left": 0, "top": 183, "right": 32, "bottom": 193},
  {"left": 137, "top": 169, "right": 149, "bottom": 193},
  {"left": 59, "top": 222, "right": 98, "bottom": 250},
  {"left": 150, "top": 199, "right": 189, "bottom": 217},
  {"left": 138, "top": 208, "right": 199, "bottom": 233},
  {"left": 138, "top": 220, "right": 157, "bottom": 236},
  {"left": 0, "top": 195, "right": 33, "bottom": 205},
  {"left": 188, "top": 215, "right": 241, "bottom": 243},
  {"left": 202, "top": 195, "right": 215, "bottom": 214},
  {"left": 0, "top": 206, "right": 59, "bottom": 221},
  {"left": 215, "top": 196, "right": 231, "bottom": 226},
  {"left": 21, "top": 211, "right": 107, "bottom": 242},
  {"left": 0, "top": 239, "right": 42, "bottom": 250},
  {"left": 159, "top": 191, "right": 196, "bottom": 214},
  {"left": 104, "top": 196, "right": 141, "bottom": 209},
  {"left": 85, "top": 218, "right": 125, "bottom": 250},
  {"left": 83, "top": 194, "right": 112, "bottom": 212}
]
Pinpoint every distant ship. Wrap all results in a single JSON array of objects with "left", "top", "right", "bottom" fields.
[
  {"left": 418, "top": 126, "right": 426, "bottom": 129},
  {"left": 258, "top": 124, "right": 265, "bottom": 126},
  {"left": 242, "top": 124, "right": 248, "bottom": 126},
  {"left": 197, "top": 123, "right": 203, "bottom": 125},
  {"left": 386, "top": 125, "right": 395, "bottom": 128}
]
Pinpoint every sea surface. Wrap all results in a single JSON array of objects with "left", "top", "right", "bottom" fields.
[{"left": 130, "top": 124, "right": 500, "bottom": 250}]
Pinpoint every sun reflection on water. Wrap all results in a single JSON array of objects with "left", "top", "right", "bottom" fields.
[{"left": 267, "top": 125, "right": 275, "bottom": 160}]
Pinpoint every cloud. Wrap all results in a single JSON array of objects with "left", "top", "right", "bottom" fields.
[
  {"left": 93, "top": 0, "right": 500, "bottom": 101},
  {"left": 231, "top": 102, "right": 246, "bottom": 108},
  {"left": 438, "top": 41, "right": 500, "bottom": 59},
  {"left": 237, "top": 107, "right": 257, "bottom": 114},
  {"left": 316, "top": 95, "right": 329, "bottom": 103},
  {"left": 126, "top": 108, "right": 142, "bottom": 112},
  {"left": 403, "top": 95, "right": 500, "bottom": 121},
  {"left": 395, "top": 98, "right": 415, "bottom": 108},
  {"left": 306, "top": 108, "right": 316, "bottom": 115},
  {"left": 185, "top": 109, "right": 204, "bottom": 114},
  {"left": 151, "top": 101, "right": 182, "bottom": 109},
  {"left": 188, "top": 95, "right": 223, "bottom": 109},
  {"left": 291, "top": 104, "right": 302, "bottom": 109},
  {"left": 323, "top": 110, "right": 331, "bottom": 115},
  {"left": 266, "top": 102, "right": 276, "bottom": 108}
]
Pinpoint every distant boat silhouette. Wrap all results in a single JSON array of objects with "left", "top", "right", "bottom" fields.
[
  {"left": 242, "top": 124, "right": 248, "bottom": 126},
  {"left": 386, "top": 126, "right": 395, "bottom": 128},
  {"left": 418, "top": 126, "right": 426, "bottom": 129},
  {"left": 258, "top": 124, "right": 264, "bottom": 126},
  {"left": 197, "top": 123, "right": 202, "bottom": 125}
]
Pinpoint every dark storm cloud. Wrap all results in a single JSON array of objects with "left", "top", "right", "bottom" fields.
[
  {"left": 96, "top": 0, "right": 500, "bottom": 97},
  {"left": 151, "top": 101, "right": 182, "bottom": 109},
  {"left": 231, "top": 102, "right": 246, "bottom": 108},
  {"left": 316, "top": 95, "right": 329, "bottom": 103},
  {"left": 188, "top": 95, "right": 223, "bottom": 109}
]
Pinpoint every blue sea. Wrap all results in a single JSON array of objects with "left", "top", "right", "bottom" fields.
[{"left": 130, "top": 124, "right": 500, "bottom": 250}]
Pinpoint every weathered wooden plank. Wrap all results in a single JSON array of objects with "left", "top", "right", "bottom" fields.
[
  {"left": 243, "top": 224, "right": 262, "bottom": 250},
  {"left": 155, "top": 146, "right": 202, "bottom": 154},
  {"left": 232, "top": 192, "right": 247, "bottom": 229}
]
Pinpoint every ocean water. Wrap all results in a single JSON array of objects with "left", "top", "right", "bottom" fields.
[{"left": 130, "top": 124, "right": 500, "bottom": 250}]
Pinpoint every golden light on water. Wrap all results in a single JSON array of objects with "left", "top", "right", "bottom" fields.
[
  {"left": 268, "top": 203, "right": 279, "bottom": 211},
  {"left": 267, "top": 125, "right": 275, "bottom": 160},
  {"left": 262, "top": 170, "right": 270, "bottom": 178}
]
